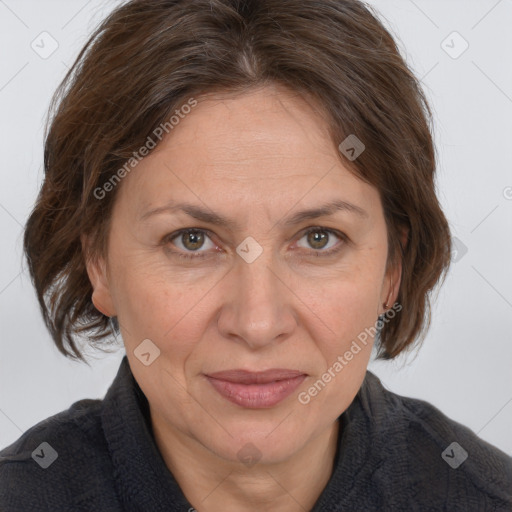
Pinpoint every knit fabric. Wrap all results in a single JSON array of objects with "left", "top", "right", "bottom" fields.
[{"left": 1, "top": 356, "right": 511, "bottom": 511}]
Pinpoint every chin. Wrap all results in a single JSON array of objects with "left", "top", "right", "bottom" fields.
[{"left": 199, "top": 420, "right": 310, "bottom": 466}]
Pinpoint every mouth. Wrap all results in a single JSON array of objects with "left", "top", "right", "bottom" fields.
[
  {"left": 204, "top": 369, "right": 307, "bottom": 408},
  {"left": 206, "top": 368, "right": 306, "bottom": 384}
]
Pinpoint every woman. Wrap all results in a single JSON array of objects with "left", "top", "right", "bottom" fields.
[{"left": 1, "top": 0, "right": 510, "bottom": 510}]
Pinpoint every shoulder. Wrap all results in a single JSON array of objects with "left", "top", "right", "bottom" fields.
[
  {"left": 0, "top": 398, "right": 120, "bottom": 511},
  {"left": 360, "top": 372, "right": 512, "bottom": 510}
]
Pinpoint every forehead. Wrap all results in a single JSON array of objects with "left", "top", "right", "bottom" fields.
[
  {"left": 116, "top": 85, "right": 381, "bottom": 222},
  {"left": 152, "top": 85, "right": 336, "bottom": 170}
]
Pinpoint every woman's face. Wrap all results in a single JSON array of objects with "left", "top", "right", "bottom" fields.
[{"left": 87, "top": 84, "right": 401, "bottom": 465}]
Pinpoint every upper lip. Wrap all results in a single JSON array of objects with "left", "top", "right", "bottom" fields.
[{"left": 205, "top": 369, "right": 306, "bottom": 384}]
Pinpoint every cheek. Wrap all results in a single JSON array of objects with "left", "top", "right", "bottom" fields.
[
  {"left": 107, "top": 252, "right": 175, "bottom": 335},
  {"left": 108, "top": 251, "right": 217, "bottom": 363},
  {"left": 303, "top": 263, "right": 383, "bottom": 334},
  {"left": 301, "top": 265, "right": 383, "bottom": 387},
  {"left": 299, "top": 280, "right": 378, "bottom": 415}
]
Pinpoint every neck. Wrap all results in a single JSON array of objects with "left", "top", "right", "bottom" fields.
[{"left": 150, "top": 411, "right": 340, "bottom": 512}]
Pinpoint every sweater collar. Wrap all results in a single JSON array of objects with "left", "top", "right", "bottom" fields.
[
  {"left": 102, "top": 356, "right": 194, "bottom": 511},
  {"left": 101, "top": 355, "right": 388, "bottom": 511}
]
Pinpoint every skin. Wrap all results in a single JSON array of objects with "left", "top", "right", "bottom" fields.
[{"left": 85, "top": 83, "right": 403, "bottom": 512}]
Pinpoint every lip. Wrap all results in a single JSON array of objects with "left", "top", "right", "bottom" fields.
[
  {"left": 206, "top": 368, "right": 306, "bottom": 384},
  {"left": 205, "top": 369, "right": 307, "bottom": 408}
]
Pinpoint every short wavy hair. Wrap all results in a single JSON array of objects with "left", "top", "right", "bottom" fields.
[{"left": 23, "top": 0, "right": 452, "bottom": 362}]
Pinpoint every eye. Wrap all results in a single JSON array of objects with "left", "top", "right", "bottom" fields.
[
  {"left": 164, "top": 229, "right": 218, "bottom": 260},
  {"left": 295, "top": 227, "right": 346, "bottom": 257},
  {"left": 163, "top": 226, "right": 347, "bottom": 260}
]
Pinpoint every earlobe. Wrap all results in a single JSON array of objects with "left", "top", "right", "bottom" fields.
[{"left": 81, "top": 235, "right": 116, "bottom": 318}]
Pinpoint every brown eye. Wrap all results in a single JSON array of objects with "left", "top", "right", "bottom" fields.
[
  {"left": 180, "top": 230, "right": 205, "bottom": 251},
  {"left": 306, "top": 230, "right": 329, "bottom": 250},
  {"left": 296, "top": 227, "right": 347, "bottom": 257},
  {"left": 165, "top": 228, "right": 217, "bottom": 260}
]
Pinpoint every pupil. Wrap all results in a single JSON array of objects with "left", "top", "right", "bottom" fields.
[
  {"left": 185, "top": 231, "right": 203, "bottom": 250},
  {"left": 309, "top": 230, "right": 327, "bottom": 249}
]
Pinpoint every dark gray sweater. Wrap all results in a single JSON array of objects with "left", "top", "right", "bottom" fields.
[{"left": 1, "top": 356, "right": 511, "bottom": 511}]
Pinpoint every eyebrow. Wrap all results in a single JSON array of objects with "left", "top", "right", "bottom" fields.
[{"left": 139, "top": 199, "right": 369, "bottom": 229}]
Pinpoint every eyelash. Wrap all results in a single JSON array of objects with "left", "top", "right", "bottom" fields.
[{"left": 163, "top": 227, "right": 347, "bottom": 261}]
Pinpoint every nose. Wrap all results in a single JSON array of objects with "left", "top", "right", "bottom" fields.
[{"left": 217, "top": 248, "right": 297, "bottom": 350}]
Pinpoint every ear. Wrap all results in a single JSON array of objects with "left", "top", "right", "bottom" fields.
[
  {"left": 81, "top": 234, "right": 116, "bottom": 317},
  {"left": 380, "top": 227, "right": 408, "bottom": 314}
]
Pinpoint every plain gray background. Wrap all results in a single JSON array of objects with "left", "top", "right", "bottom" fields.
[{"left": 0, "top": 0, "right": 511, "bottom": 456}]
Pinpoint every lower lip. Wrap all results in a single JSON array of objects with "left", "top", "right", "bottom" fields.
[{"left": 205, "top": 375, "right": 307, "bottom": 408}]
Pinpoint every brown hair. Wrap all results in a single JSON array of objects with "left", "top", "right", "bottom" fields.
[{"left": 23, "top": 0, "right": 452, "bottom": 362}]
